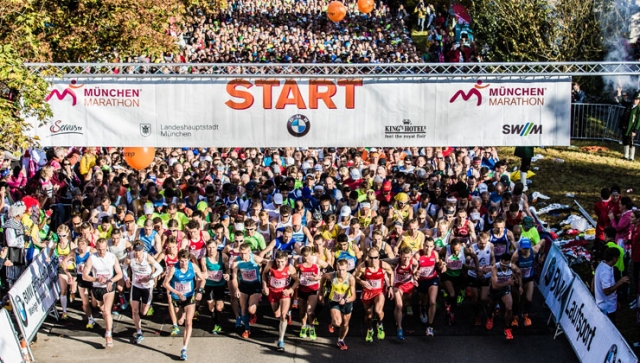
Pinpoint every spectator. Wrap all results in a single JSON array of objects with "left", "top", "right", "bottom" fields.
[
  {"left": 595, "top": 247, "right": 629, "bottom": 324},
  {"left": 620, "top": 92, "right": 640, "bottom": 160},
  {"left": 594, "top": 188, "right": 612, "bottom": 260},
  {"left": 414, "top": 2, "right": 427, "bottom": 32},
  {"left": 3, "top": 202, "right": 27, "bottom": 288},
  {"left": 571, "top": 82, "right": 585, "bottom": 103}
]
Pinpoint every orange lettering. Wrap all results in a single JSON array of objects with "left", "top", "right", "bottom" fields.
[
  {"left": 255, "top": 80, "right": 280, "bottom": 109},
  {"left": 276, "top": 80, "right": 307, "bottom": 109},
  {"left": 225, "top": 80, "right": 254, "bottom": 110},
  {"left": 338, "top": 80, "right": 363, "bottom": 109},
  {"left": 309, "top": 80, "right": 337, "bottom": 109}
]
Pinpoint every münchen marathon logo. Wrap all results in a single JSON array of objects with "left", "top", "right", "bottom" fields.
[{"left": 287, "top": 114, "right": 311, "bottom": 137}]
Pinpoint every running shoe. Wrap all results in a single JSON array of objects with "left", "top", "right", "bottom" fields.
[
  {"left": 300, "top": 326, "right": 308, "bottom": 338},
  {"left": 292, "top": 299, "right": 299, "bottom": 309},
  {"left": 120, "top": 299, "right": 129, "bottom": 311},
  {"left": 376, "top": 323, "right": 385, "bottom": 340},
  {"left": 312, "top": 318, "right": 319, "bottom": 326},
  {"left": 523, "top": 314, "right": 532, "bottom": 327},
  {"left": 457, "top": 293, "right": 464, "bottom": 305},
  {"left": 235, "top": 316, "right": 243, "bottom": 328},
  {"left": 61, "top": 312, "right": 68, "bottom": 320},
  {"left": 287, "top": 313, "right": 292, "bottom": 326},
  {"left": 397, "top": 328, "right": 404, "bottom": 340},
  {"left": 180, "top": 348, "right": 188, "bottom": 360},
  {"left": 212, "top": 325, "right": 222, "bottom": 334},
  {"left": 146, "top": 306, "right": 154, "bottom": 316},
  {"left": 474, "top": 316, "right": 482, "bottom": 326},
  {"left": 420, "top": 308, "right": 428, "bottom": 324},
  {"left": 86, "top": 319, "right": 95, "bottom": 329},
  {"left": 337, "top": 340, "right": 348, "bottom": 351},
  {"left": 170, "top": 325, "right": 181, "bottom": 336},
  {"left": 512, "top": 316, "right": 519, "bottom": 327},
  {"left": 134, "top": 333, "right": 144, "bottom": 344},
  {"left": 365, "top": 329, "right": 374, "bottom": 342},
  {"left": 406, "top": 306, "right": 413, "bottom": 316},
  {"left": 426, "top": 326, "right": 434, "bottom": 337},
  {"left": 277, "top": 340, "right": 285, "bottom": 352},
  {"left": 249, "top": 313, "right": 257, "bottom": 324},
  {"left": 486, "top": 317, "right": 494, "bottom": 330},
  {"left": 69, "top": 294, "right": 75, "bottom": 303},
  {"left": 241, "top": 330, "right": 251, "bottom": 339},
  {"left": 328, "top": 324, "right": 335, "bottom": 334},
  {"left": 308, "top": 327, "right": 317, "bottom": 340},
  {"left": 105, "top": 336, "right": 114, "bottom": 348},
  {"left": 504, "top": 328, "right": 514, "bottom": 340}
]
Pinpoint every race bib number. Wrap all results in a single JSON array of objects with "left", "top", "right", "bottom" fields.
[
  {"left": 497, "top": 275, "right": 512, "bottom": 284},
  {"left": 191, "top": 248, "right": 204, "bottom": 259},
  {"left": 326, "top": 240, "right": 336, "bottom": 250},
  {"left": 269, "top": 276, "right": 287, "bottom": 289},
  {"left": 520, "top": 267, "right": 532, "bottom": 278},
  {"left": 369, "top": 279, "right": 382, "bottom": 289},
  {"left": 241, "top": 269, "right": 257, "bottom": 282},
  {"left": 96, "top": 273, "right": 110, "bottom": 281},
  {"left": 134, "top": 275, "right": 147, "bottom": 284},
  {"left": 331, "top": 292, "right": 346, "bottom": 302},
  {"left": 208, "top": 270, "right": 223, "bottom": 281},
  {"left": 396, "top": 272, "right": 411, "bottom": 283},
  {"left": 175, "top": 282, "right": 192, "bottom": 293},
  {"left": 419, "top": 266, "right": 434, "bottom": 278},
  {"left": 300, "top": 274, "right": 317, "bottom": 286},
  {"left": 494, "top": 244, "right": 506, "bottom": 255},
  {"left": 77, "top": 263, "right": 84, "bottom": 274},
  {"left": 347, "top": 258, "right": 356, "bottom": 271},
  {"left": 447, "top": 260, "right": 462, "bottom": 270}
]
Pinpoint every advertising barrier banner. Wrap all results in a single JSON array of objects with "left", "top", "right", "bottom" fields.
[
  {"left": 560, "top": 277, "right": 637, "bottom": 363},
  {"left": 538, "top": 244, "right": 574, "bottom": 319},
  {"left": 28, "top": 78, "right": 571, "bottom": 147},
  {"left": 0, "top": 308, "right": 26, "bottom": 363},
  {"left": 8, "top": 248, "right": 61, "bottom": 342}
]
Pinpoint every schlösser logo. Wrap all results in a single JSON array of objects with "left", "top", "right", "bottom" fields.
[
  {"left": 13, "top": 296, "right": 29, "bottom": 328},
  {"left": 287, "top": 115, "right": 311, "bottom": 137},
  {"left": 45, "top": 80, "right": 84, "bottom": 106},
  {"left": 449, "top": 80, "right": 490, "bottom": 106}
]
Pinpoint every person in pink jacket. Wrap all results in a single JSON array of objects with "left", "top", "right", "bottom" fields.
[{"left": 609, "top": 196, "right": 635, "bottom": 249}]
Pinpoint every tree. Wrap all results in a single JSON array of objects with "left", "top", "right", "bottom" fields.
[
  {"left": 471, "top": 0, "right": 608, "bottom": 62},
  {"left": 0, "top": 0, "right": 225, "bottom": 150}
]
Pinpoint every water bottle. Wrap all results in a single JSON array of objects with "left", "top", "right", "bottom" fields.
[{"left": 553, "top": 158, "right": 565, "bottom": 163}]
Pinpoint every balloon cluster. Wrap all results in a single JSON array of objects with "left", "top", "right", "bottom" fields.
[{"left": 327, "top": 0, "right": 374, "bottom": 22}]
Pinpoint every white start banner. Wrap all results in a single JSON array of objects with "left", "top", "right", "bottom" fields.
[
  {"left": 560, "top": 277, "right": 637, "bottom": 363},
  {"left": 538, "top": 244, "right": 575, "bottom": 320},
  {"left": 8, "top": 248, "right": 61, "bottom": 342},
  {"left": 28, "top": 77, "right": 571, "bottom": 147}
]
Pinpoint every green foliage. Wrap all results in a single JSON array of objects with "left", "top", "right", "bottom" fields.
[{"left": 471, "top": 0, "right": 607, "bottom": 62}]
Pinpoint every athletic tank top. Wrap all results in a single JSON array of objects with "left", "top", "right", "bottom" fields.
[
  {"left": 401, "top": 231, "right": 423, "bottom": 253},
  {"left": 433, "top": 229, "right": 451, "bottom": 248},
  {"left": 444, "top": 245, "right": 465, "bottom": 277},
  {"left": 505, "top": 211, "right": 523, "bottom": 230},
  {"left": 139, "top": 229, "right": 158, "bottom": 255},
  {"left": 90, "top": 252, "right": 116, "bottom": 288},
  {"left": 363, "top": 267, "right": 385, "bottom": 294},
  {"left": 275, "top": 215, "right": 292, "bottom": 230},
  {"left": 125, "top": 226, "right": 138, "bottom": 242},
  {"left": 298, "top": 263, "right": 320, "bottom": 292},
  {"left": 358, "top": 209, "right": 373, "bottom": 229},
  {"left": 490, "top": 229, "right": 509, "bottom": 256},
  {"left": 55, "top": 242, "right": 74, "bottom": 272},
  {"left": 108, "top": 237, "right": 128, "bottom": 262},
  {"left": 170, "top": 262, "right": 195, "bottom": 299},
  {"left": 164, "top": 253, "right": 178, "bottom": 269},
  {"left": 452, "top": 219, "right": 471, "bottom": 244},
  {"left": 329, "top": 273, "right": 352, "bottom": 302},
  {"left": 257, "top": 223, "right": 271, "bottom": 241},
  {"left": 75, "top": 250, "right": 90, "bottom": 276},
  {"left": 189, "top": 231, "right": 206, "bottom": 260},
  {"left": 205, "top": 253, "right": 226, "bottom": 287},
  {"left": 493, "top": 262, "right": 514, "bottom": 291},
  {"left": 418, "top": 250, "right": 438, "bottom": 280},
  {"left": 129, "top": 252, "right": 154, "bottom": 289},
  {"left": 268, "top": 265, "right": 290, "bottom": 293},
  {"left": 517, "top": 250, "right": 535, "bottom": 279},
  {"left": 291, "top": 226, "right": 307, "bottom": 245},
  {"left": 236, "top": 255, "right": 261, "bottom": 283},
  {"left": 334, "top": 243, "right": 358, "bottom": 272},
  {"left": 468, "top": 243, "right": 492, "bottom": 279},
  {"left": 394, "top": 260, "right": 414, "bottom": 286}
]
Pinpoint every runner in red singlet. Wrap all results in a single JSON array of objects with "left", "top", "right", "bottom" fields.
[
  {"left": 414, "top": 237, "right": 446, "bottom": 336},
  {"left": 262, "top": 250, "right": 299, "bottom": 352},
  {"left": 391, "top": 246, "right": 419, "bottom": 340}
]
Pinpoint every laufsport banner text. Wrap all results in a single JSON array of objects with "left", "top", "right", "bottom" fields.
[{"left": 30, "top": 78, "right": 571, "bottom": 147}]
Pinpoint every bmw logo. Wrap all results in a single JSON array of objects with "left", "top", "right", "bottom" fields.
[
  {"left": 13, "top": 296, "right": 29, "bottom": 327},
  {"left": 287, "top": 114, "right": 311, "bottom": 137}
]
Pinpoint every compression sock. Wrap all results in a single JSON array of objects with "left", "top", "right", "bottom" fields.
[{"left": 61, "top": 295, "right": 68, "bottom": 312}]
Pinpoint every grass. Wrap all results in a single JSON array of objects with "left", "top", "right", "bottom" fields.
[{"left": 498, "top": 141, "right": 640, "bottom": 348}]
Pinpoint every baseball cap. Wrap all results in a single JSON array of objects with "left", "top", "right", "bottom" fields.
[
  {"left": 350, "top": 168, "right": 361, "bottom": 180},
  {"left": 124, "top": 214, "right": 135, "bottom": 223},
  {"left": 500, "top": 175, "right": 510, "bottom": 185},
  {"left": 382, "top": 180, "right": 392, "bottom": 191},
  {"left": 273, "top": 193, "right": 283, "bottom": 204},
  {"left": 478, "top": 183, "right": 488, "bottom": 194},
  {"left": 635, "top": 92, "right": 640, "bottom": 100},
  {"left": 314, "top": 164, "right": 323, "bottom": 171},
  {"left": 143, "top": 203, "right": 154, "bottom": 215},
  {"left": 520, "top": 238, "right": 532, "bottom": 249},
  {"left": 340, "top": 206, "right": 351, "bottom": 217}
]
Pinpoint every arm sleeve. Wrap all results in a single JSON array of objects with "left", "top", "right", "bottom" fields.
[{"left": 151, "top": 259, "right": 164, "bottom": 279}]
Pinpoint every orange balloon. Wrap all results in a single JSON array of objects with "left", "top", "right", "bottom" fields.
[
  {"left": 358, "top": 0, "right": 374, "bottom": 14},
  {"left": 123, "top": 147, "right": 156, "bottom": 170},
  {"left": 327, "top": 1, "right": 347, "bottom": 22}
]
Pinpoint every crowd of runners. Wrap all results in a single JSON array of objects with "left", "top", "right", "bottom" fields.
[{"left": 0, "top": 145, "right": 548, "bottom": 360}]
